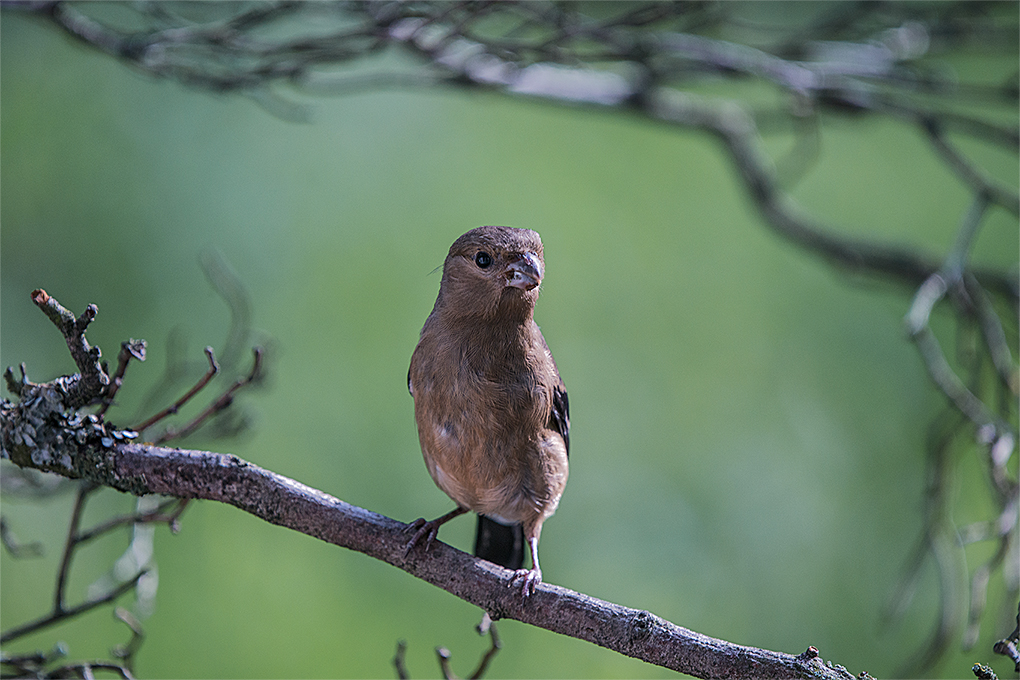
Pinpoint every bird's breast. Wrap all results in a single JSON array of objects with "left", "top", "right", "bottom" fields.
[{"left": 411, "top": 334, "right": 566, "bottom": 522}]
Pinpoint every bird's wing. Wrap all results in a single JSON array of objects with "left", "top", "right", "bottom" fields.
[
  {"left": 550, "top": 381, "right": 570, "bottom": 458},
  {"left": 537, "top": 328, "right": 570, "bottom": 457}
]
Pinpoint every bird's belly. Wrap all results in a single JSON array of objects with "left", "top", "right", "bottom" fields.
[
  {"left": 428, "top": 458, "right": 510, "bottom": 516},
  {"left": 423, "top": 426, "right": 567, "bottom": 525}
]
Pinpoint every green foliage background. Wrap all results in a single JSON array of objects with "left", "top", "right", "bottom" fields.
[{"left": 1, "top": 7, "right": 1017, "bottom": 679}]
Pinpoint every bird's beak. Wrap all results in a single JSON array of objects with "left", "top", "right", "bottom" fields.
[{"left": 505, "top": 251, "right": 543, "bottom": 291}]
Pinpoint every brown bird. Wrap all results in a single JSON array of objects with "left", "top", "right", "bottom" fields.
[{"left": 406, "top": 226, "right": 569, "bottom": 597}]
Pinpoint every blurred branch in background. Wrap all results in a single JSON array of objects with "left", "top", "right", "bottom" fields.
[
  {"left": 1, "top": 0, "right": 1018, "bottom": 676},
  {"left": 129, "top": 250, "right": 266, "bottom": 437}
]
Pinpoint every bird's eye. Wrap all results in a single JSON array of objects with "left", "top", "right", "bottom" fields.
[{"left": 474, "top": 251, "right": 493, "bottom": 269}]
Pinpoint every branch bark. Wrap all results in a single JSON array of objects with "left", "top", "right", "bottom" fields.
[{"left": 1, "top": 409, "right": 861, "bottom": 680}]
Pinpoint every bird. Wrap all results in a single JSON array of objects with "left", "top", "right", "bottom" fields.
[{"left": 405, "top": 225, "right": 569, "bottom": 597}]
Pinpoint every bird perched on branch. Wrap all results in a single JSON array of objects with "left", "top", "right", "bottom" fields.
[{"left": 406, "top": 226, "right": 570, "bottom": 597}]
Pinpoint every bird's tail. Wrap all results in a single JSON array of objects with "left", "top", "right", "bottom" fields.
[{"left": 474, "top": 515, "right": 524, "bottom": 570}]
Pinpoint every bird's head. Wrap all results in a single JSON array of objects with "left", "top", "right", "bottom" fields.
[{"left": 437, "top": 226, "right": 545, "bottom": 322}]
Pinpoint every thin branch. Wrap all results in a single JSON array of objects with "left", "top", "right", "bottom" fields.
[
  {"left": 1, "top": 570, "right": 148, "bottom": 645},
  {"left": 0, "top": 516, "right": 44, "bottom": 558},
  {"left": 963, "top": 274, "right": 1020, "bottom": 398},
  {"left": 436, "top": 646, "right": 455, "bottom": 680},
  {"left": 924, "top": 119, "right": 1020, "bottom": 218},
  {"left": 0, "top": 643, "right": 70, "bottom": 677},
  {"left": 3, "top": 362, "right": 31, "bottom": 398},
  {"left": 55, "top": 483, "right": 95, "bottom": 613},
  {"left": 468, "top": 621, "right": 501, "bottom": 680},
  {"left": 899, "top": 193, "right": 1017, "bottom": 458},
  {"left": 130, "top": 346, "right": 219, "bottom": 434},
  {"left": 427, "top": 622, "right": 502, "bottom": 680},
  {"left": 393, "top": 639, "right": 409, "bottom": 680},
  {"left": 884, "top": 408, "right": 967, "bottom": 673},
  {"left": 29, "top": 289, "right": 109, "bottom": 409},
  {"left": 199, "top": 250, "right": 253, "bottom": 372},
  {"left": 97, "top": 339, "right": 147, "bottom": 417},
  {"left": 110, "top": 607, "right": 145, "bottom": 675},
  {"left": 909, "top": 285, "right": 999, "bottom": 428},
  {"left": 945, "top": 194, "right": 991, "bottom": 280},
  {"left": 152, "top": 346, "right": 262, "bottom": 444},
  {"left": 964, "top": 535, "right": 1013, "bottom": 649},
  {"left": 74, "top": 497, "right": 187, "bottom": 544},
  {"left": 49, "top": 660, "right": 135, "bottom": 679},
  {"left": 837, "top": 89, "right": 1020, "bottom": 150}
]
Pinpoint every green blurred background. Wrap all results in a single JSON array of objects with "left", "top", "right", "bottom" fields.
[{"left": 1, "top": 5, "right": 1017, "bottom": 679}]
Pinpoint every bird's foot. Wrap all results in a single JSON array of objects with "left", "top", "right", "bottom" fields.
[
  {"left": 403, "top": 507, "right": 467, "bottom": 558},
  {"left": 403, "top": 517, "right": 440, "bottom": 557},
  {"left": 509, "top": 567, "right": 542, "bottom": 598}
]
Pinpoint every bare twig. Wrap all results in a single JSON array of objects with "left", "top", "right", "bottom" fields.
[
  {"left": 1, "top": 569, "right": 148, "bottom": 645},
  {"left": 963, "top": 274, "right": 1020, "bottom": 398},
  {"left": 199, "top": 250, "right": 253, "bottom": 372},
  {"left": 0, "top": 516, "right": 44, "bottom": 558},
  {"left": 152, "top": 346, "right": 262, "bottom": 444},
  {"left": 74, "top": 497, "right": 188, "bottom": 544},
  {"left": 908, "top": 284, "right": 999, "bottom": 428},
  {"left": 55, "top": 482, "right": 96, "bottom": 612},
  {"left": 392, "top": 621, "right": 502, "bottom": 680},
  {"left": 29, "top": 289, "right": 109, "bottom": 409},
  {"left": 51, "top": 660, "right": 135, "bottom": 679},
  {"left": 884, "top": 409, "right": 969, "bottom": 674},
  {"left": 393, "top": 639, "right": 410, "bottom": 680},
  {"left": 924, "top": 119, "right": 1020, "bottom": 218},
  {"left": 130, "top": 346, "right": 219, "bottom": 434},
  {"left": 97, "top": 339, "right": 147, "bottom": 417},
  {"left": 1, "top": 643, "right": 70, "bottom": 678},
  {"left": 436, "top": 646, "right": 455, "bottom": 680},
  {"left": 124, "top": 253, "right": 266, "bottom": 440},
  {"left": 0, "top": 477, "right": 179, "bottom": 652},
  {"left": 964, "top": 537, "right": 1014, "bottom": 649},
  {"left": 110, "top": 607, "right": 145, "bottom": 675},
  {"left": 0, "top": 476, "right": 155, "bottom": 647},
  {"left": 3, "top": 362, "right": 32, "bottom": 398},
  {"left": 468, "top": 621, "right": 501, "bottom": 680}
]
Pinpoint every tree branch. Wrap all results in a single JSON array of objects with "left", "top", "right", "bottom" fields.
[{"left": 0, "top": 420, "right": 862, "bottom": 679}]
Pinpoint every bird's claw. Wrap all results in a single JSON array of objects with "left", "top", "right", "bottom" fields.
[
  {"left": 509, "top": 567, "right": 542, "bottom": 598},
  {"left": 403, "top": 517, "right": 438, "bottom": 557}
]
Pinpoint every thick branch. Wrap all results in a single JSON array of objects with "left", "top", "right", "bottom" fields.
[{"left": 0, "top": 432, "right": 859, "bottom": 680}]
